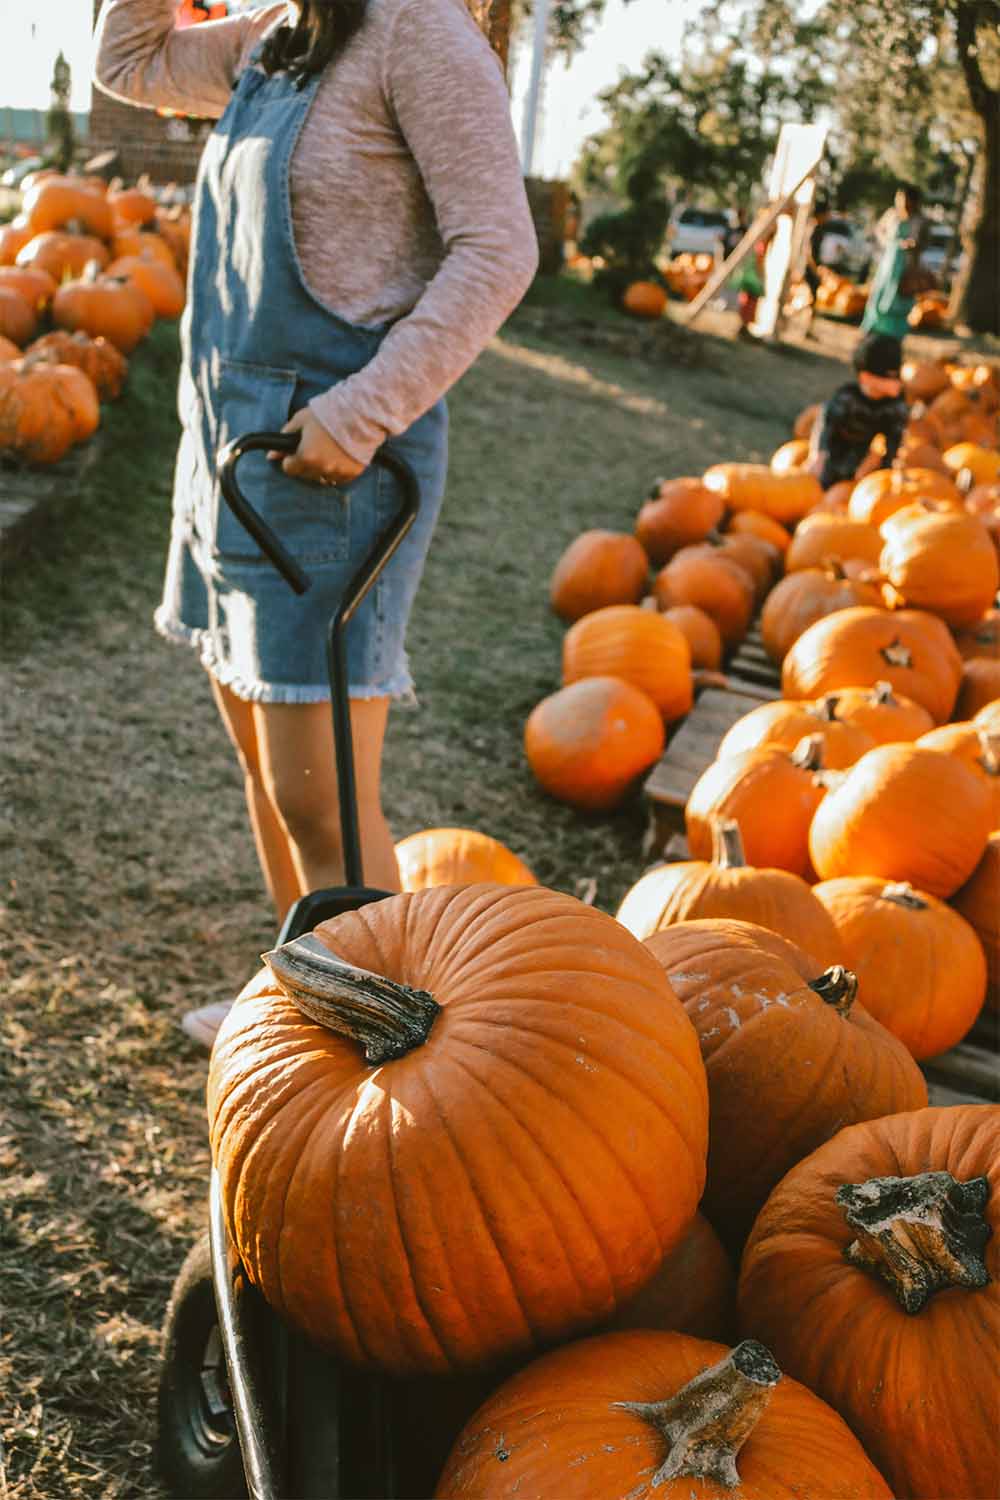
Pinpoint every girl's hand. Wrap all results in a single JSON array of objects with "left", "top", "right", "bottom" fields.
[{"left": 270, "top": 408, "right": 365, "bottom": 487}]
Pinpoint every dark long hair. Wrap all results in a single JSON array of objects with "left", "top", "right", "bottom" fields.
[{"left": 259, "top": 0, "right": 368, "bottom": 86}]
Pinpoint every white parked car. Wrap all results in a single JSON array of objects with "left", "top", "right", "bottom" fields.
[
  {"left": 816, "top": 217, "right": 871, "bottom": 278},
  {"left": 667, "top": 205, "right": 731, "bottom": 257}
]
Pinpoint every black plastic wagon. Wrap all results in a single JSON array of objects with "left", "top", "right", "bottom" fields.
[{"left": 155, "top": 432, "right": 482, "bottom": 1500}]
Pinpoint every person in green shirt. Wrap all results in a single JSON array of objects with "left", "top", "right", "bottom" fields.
[{"left": 861, "top": 183, "right": 929, "bottom": 340}]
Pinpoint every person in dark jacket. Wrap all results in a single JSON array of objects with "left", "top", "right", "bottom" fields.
[{"left": 807, "top": 333, "right": 908, "bottom": 490}]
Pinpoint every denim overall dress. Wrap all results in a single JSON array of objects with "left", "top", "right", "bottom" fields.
[{"left": 154, "top": 49, "right": 448, "bottom": 703}]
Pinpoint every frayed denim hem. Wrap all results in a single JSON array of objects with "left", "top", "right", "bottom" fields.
[{"left": 154, "top": 607, "right": 416, "bottom": 706}]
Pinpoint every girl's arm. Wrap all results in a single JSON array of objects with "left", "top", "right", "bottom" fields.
[
  {"left": 93, "top": 0, "right": 285, "bottom": 119},
  {"left": 307, "top": 0, "right": 539, "bottom": 467}
]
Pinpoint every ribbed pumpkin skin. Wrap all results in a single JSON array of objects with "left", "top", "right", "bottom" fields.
[
  {"left": 739, "top": 1106, "right": 1000, "bottom": 1500},
  {"left": 643, "top": 919, "right": 926, "bottom": 1251},
  {"left": 813, "top": 877, "right": 987, "bottom": 1058},
  {"left": 824, "top": 682, "right": 934, "bottom": 744},
  {"left": 879, "top": 504, "right": 999, "bottom": 626},
  {"left": 848, "top": 466, "right": 960, "bottom": 526},
  {"left": 435, "top": 1330, "right": 892, "bottom": 1499},
  {"left": 717, "top": 699, "right": 875, "bottom": 770},
  {"left": 653, "top": 550, "right": 754, "bottom": 645},
  {"left": 604, "top": 1213, "right": 736, "bottom": 1344},
  {"left": 785, "top": 517, "right": 882, "bottom": 573},
  {"left": 781, "top": 606, "right": 962, "bottom": 723},
  {"left": 524, "top": 676, "right": 665, "bottom": 810},
  {"left": 660, "top": 605, "right": 722, "bottom": 669},
  {"left": 702, "top": 463, "right": 822, "bottom": 522},
  {"left": 208, "top": 885, "right": 709, "bottom": 1375},
  {"left": 760, "top": 567, "right": 884, "bottom": 662},
  {"left": 616, "top": 850, "right": 841, "bottom": 964},
  {"left": 952, "top": 833, "right": 1000, "bottom": 1011},
  {"left": 727, "top": 509, "right": 791, "bottom": 553},
  {"left": 395, "top": 828, "right": 537, "bottom": 892},
  {"left": 809, "top": 745, "right": 993, "bottom": 898},
  {"left": 549, "top": 529, "right": 650, "bottom": 622},
  {"left": 686, "top": 746, "right": 827, "bottom": 878},
  {"left": 917, "top": 721, "right": 1000, "bottom": 826},
  {"left": 563, "top": 605, "right": 693, "bottom": 721},
  {"left": 635, "top": 479, "right": 725, "bottom": 565}
]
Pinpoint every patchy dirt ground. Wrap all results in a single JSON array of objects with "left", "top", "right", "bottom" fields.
[{"left": 0, "top": 297, "right": 963, "bottom": 1499}]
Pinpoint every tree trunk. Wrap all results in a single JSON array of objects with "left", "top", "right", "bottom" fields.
[{"left": 951, "top": 4, "right": 1000, "bottom": 335}]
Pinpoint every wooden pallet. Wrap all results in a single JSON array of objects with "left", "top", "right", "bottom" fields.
[
  {"left": 726, "top": 622, "right": 782, "bottom": 699},
  {"left": 644, "top": 686, "right": 772, "bottom": 847}
]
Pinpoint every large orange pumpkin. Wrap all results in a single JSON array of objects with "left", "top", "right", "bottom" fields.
[
  {"left": 702, "top": 463, "right": 822, "bottom": 522},
  {"left": 818, "top": 680, "right": 934, "bottom": 744},
  {"left": 785, "top": 515, "right": 882, "bottom": 573},
  {"left": 781, "top": 606, "right": 962, "bottom": 723},
  {"left": 716, "top": 696, "right": 875, "bottom": 770},
  {"left": 562, "top": 605, "right": 693, "bottom": 721},
  {"left": 634, "top": 479, "right": 725, "bottom": 564},
  {"left": 917, "top": 720, "right": 1000, "bottom": 825},
  {"left": 525, "top": 676, "right": 665, "bottom": 810},
  {"left": 616, "top": 817, "right": 841, "bottom": 963},
  {"left": 0, "top": 360, "right": 85, "bottom": 463},
  {"left": 105, "top": 253, "right": 186, "bottom": 319},
  {"left": 52, "top": 267, "right": 155, "bottom": 353},
  {"left": 622, "top": 280, "right": 667, "bottom": 318},
  {"left": 435, "top": 1332, "right": 892, "bottom": 1498},
  {"left": 952, "top": 832, "right": 1000, "bottom": 1012},
  {"left": 395, "top": 828, "right": 537, "bottom": 891},
  {"left": 22, "top": 330, "right": 128, "bottom": 401},
  {"left": 848, "top": 466, "right": 960, "bottom": 526},
  {"left": 760, "top": 562, "right": 884, "bottom": 662},
  {"left": 659, "top": 604, "right": 722, "bottom": 669},
  {"left": 685, "top": 738, "right": 829, "bottom": 879},
  {"left": 643, "top": 919, "right": 926, "bottom": 1250},
  {"left": 22, "top": 175, "right": 113, "bottom": 240},
  {"left": 812, "top": 877, "right": 986, "bottom": 1058},
  {"left": 652, "top": 547, "right": 754, "bottom": 645},
  {"left": 16, "top": 230, "right": 110, "bottom": 281},
  {"left": 549, "top": 529, "right": 649, "bottom": 622},
  {"left": 208, "top": 884, "right": 709, "bottom": 1374},
  {"left": 878, "top": 501, "right": 999, "bottom": 626},
  {"left": 739, "top": 1105, "right": 1000, "bottom": 1500},
  {"left": 605, "top": 1213, "right": 736, "bottom": 1344},
  {"left": 808, "top": 743, "right": 992, "bottom": 898}
]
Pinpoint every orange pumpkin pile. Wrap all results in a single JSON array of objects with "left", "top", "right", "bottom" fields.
[{"left": 1, "top": 169, "right": 190, "bottom": 464}]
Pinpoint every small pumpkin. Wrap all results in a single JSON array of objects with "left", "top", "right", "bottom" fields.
[
  {"left": 813, "top": 877, "right": 986, "bottom": 1058},
  {"left": 878, "top": 501, "right": 999, "bottom": 627},
  {"left": 848, "top": 466, "right": 960, "bottom": 527},
  {"left": 395, "top": 828, "right": 537, "bottom": 891},
  {"left": 702, "top": 463, "right": 822, "bottom": 522},
  {"left": 739, "top": 1105, "right": 1000, "bottom": 1500},
  {"left": 549, "top": 529, "right": 649, "bottom": 622},
  {"left": 955, "top": 659, "right": 1000, "bottom": 720},
  {"left": 22, "top": 330, "right": 128, "bottom": 401},
  {"left": 0, "top": 360, "right": 84, "bottom": 463},
  {"left": 644, "top": 919, "right": 926, "bottom": 1251},
  {"left": 760, "top": 562, "right": 884, "bottom": 663},
  {"left": 952, "top": 833, "right": 1000, "bottom": 1012},
  {"left": 785, "top": 515, "right": 883, "bottom": 573},
  {"left": 109, "top": 227, "right": 180, "bottom": 271},
  {"left": 770, "top": 437, "right": 809, "bottom": 474},
  {"left": 0, "top": 218, "right": 32, "bottom": 266},
  {"left": 616, "top": 817, "right": 841, "bottom": 963},
  {"left": 821, "top": 680, "right": 934, "bottom": 744},
  {"left": 808, "top": 743, "right": 992, "bottom": 898},
  {"left": 22, "top": 174, "right": 113, "bottom": 240},
  {"left": 105, "top": 253, "right": 186, "bottom": 319},
  {"left": 716, "top": 696, "right": 875, "bottom": 770},
  {"left": 943, "top": 441, "right": 1000, "bottom": 487},
  {"left": 659, "top": 604, "right": 722, "bottom": 670},
  {"left": 208, "top": 884, "right": 709, "bottom": 1374},
  {"left": 16, "top": 230, "right": 110, "bottom": 281},
  {"left": 0, "top": 265, "right": 58, "bottom": 313},
  {"left": 726, "top": 509, "right": 791, "bottom": 553},
  {"left": 435, "top": 1332, "right": 892, "bottom": 1498},
  {"left": 525, "top": 676, "right": 665, "bottom": 810},
  {"left": 653, "top": 547, "right": 754, "bottom": 646},
  {"left": 0, "top": 287, "right": 36, "bottom": 346},
  {"left": 622, "top": 280, "right": 667, "bottom": 318},
  {"left": 634, "top": 478, "right": 725, "bottom": 565},
  {"left": 781, "top": 605, "right": 962, "bottom": 723},
  {"left": 562, "top": 605, "right": 693, "bottom": 721},
  {"left": 901, "top": 358, "right": 950, "bottom": 403},
  {"left": 52, "top": 265, "right": 155, "bottom": 353},
  {"left": 108, "top": 186, "right": 159, "bottom": 229},
  {"left": 685, "top": 736, "right": 829, "bottom": 879}
]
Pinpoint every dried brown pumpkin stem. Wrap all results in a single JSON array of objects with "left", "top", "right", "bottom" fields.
[
  {"left": 263, "top": 932, "right": 440, "bottom": 1064},
  {"left": 872, "top": 680, "right": 896, "bottom": 705},
  {"left": 880, "top": 640, "right": 913, "bottom": 669},
  {"left": 809, "top": 966, "right": 858, "bottom": 1016},
  {"left": 790, "top": 733, "right": 825, "bottom": 774},
  {"left": 816, "top": 693, "right": 841, "bottom": 721},
  {"left": 711, "top": 818, "right": 746, "bottom": 870},
  {"left": 837, "top": 1171, "right": 991, "bottom": 1315},
  {"left": 977, "top": 731, "right": 1000, "bottom": 777},
  {"left": 881, "top": 883, "right": 927, "bottom": 910},
  {"left": 615, "top": 1340, "right": 780, "bottom": 1487}
]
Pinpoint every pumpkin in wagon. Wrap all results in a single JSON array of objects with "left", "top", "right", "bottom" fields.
[{"left": 207, "top": 884, "right": 709, "bottom": 1375}]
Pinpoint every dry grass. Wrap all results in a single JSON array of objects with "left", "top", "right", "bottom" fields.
[{"left": 0, "top": 290, "right": 956, "bottom": 1498}]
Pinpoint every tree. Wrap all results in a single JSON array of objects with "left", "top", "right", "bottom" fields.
[{"left": 46, "top": 51, "right": 75, "bottom": 174}]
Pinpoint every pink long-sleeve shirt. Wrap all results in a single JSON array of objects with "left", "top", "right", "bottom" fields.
[{"left": 93, "top": 0, "right": 538, "bottom": 464}]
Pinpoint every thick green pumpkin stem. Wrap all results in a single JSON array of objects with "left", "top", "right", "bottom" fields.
[
  {"left": 837, "top": 1171, "right": 991, "bottom": 1315},
  {"left": 809, "top": 966, "right": 858, "bottom": 1016},
  {"left": 263, "top": 932, "right": 440, "bottom": 1064},
  {"left": 711, "top": 818, "right": 746, "bottom": 870},
  {"left": 615, "top": 1340, "right": 780, "bottom": 1488}
]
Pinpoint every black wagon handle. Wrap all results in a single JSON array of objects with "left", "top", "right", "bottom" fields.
[{"left": 216, "top": 430, "right": 422, "bottom": 890}]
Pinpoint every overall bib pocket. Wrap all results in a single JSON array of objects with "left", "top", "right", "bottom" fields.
[{"left": 210, "top": 358, "right": 352, "bottom": 564}]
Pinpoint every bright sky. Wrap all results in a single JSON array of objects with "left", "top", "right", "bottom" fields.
[{"left": 1, "top": 0, "right": 701, "bottom": 177}]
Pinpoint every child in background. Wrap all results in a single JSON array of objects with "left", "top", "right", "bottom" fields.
[{"left": 808, "top": 333, "right": 908, "bottom": 490}]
